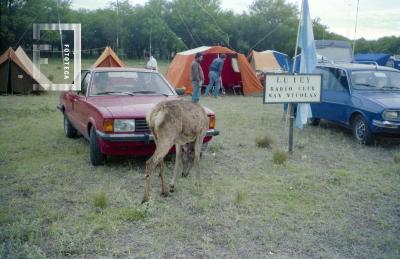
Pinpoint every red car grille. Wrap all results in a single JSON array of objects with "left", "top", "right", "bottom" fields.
[{"left": 135, "top": 119, "right": 150, "bottom": 132}]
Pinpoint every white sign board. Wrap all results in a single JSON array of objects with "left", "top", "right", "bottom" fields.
[{"left": 263, "top": 74, "right": 322, "bottom": 103}]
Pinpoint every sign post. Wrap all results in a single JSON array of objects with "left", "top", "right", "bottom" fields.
[
  {"left": 263, "top": 73, "right": 322, "bottom": 152},
  {"left": 288, "top": 103, "right": 295, "bottom": 152}
]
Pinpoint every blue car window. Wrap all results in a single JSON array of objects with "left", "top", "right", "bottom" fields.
[
  {"left": 317, "top": 67, "right": 348, "bottom": 92},
  {"left": 329, "top": 68, "right": 348, "bottom": 92},
  {"left": 315, "top": 68, "right": 330, "bottom": 90}
]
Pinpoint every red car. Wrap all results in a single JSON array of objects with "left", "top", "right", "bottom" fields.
[{"left": 58, "top": 67, "right": 219, "bottom": 165}]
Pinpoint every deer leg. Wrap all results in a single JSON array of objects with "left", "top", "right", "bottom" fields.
[
  {"left": 142, "top": 156, "right": 155, "bottom": 204},
  {"left": 158, "top": 160, "right": 169, "bottom": 196},
  {"left": 170, "top": 144, "right": 182, "bottom": 193},
  {"left": 194, "top": 136, "right": 203, "bottom": 189},
  {"left": 142, "top": 141, "right": 173, "bottom": 203}
]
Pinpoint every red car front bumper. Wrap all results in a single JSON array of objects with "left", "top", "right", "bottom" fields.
[{"left": 96, "top": 129, "right": 219, "bottom": 156}]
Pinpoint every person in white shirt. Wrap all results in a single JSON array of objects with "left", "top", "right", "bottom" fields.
[{"left": 145, "top": 52, "right": 158, "bottom": 71}]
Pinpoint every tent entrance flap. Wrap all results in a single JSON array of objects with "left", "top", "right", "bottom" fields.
[{"left": 200, "top": 54, "right": 241, "bottom": 88}]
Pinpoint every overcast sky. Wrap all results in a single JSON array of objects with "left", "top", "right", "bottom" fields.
[{"left": 71, "top": 0, "right": 400, "bottom": 40}]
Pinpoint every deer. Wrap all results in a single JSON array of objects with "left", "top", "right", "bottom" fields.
[{"left": 142, "top": 100, "right": 209, "bottom": 203}]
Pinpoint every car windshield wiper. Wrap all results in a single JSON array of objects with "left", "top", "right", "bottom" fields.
[
  {"left": 131, "top": 90, "right": 169, "bottom": 97},
  {"left": 95, "top": 91, "right": 134, "bottom": 96},
  {"left": 381, "top": 86, "right": 400, "bottom": 90}
]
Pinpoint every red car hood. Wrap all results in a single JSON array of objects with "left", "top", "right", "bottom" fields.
[
  {"left": 87, "top": 95, "right": 179, "bottom": 118},
  {"left": 86, "top": 95, "right": 214, "bottom": 118}
]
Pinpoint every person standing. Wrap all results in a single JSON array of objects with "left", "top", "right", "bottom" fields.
[
  {"left": 190, "top": 52, "right": 204, "bottom": 103},
  {"left": 205, "top": 53, "right": 226, "bottom": 97},
  {"left": 145, "top": 52, "right": 158, "bottom": 71}
]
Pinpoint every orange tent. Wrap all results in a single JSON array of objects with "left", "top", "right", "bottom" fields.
[
  {"left": 92, "top": 46, "right": 125, "bottom": 68},
  {"left": 248, "top": 50, "right": 291, "bottom": 73},
  {"left": 0, "top": 47, "right": 51, "bottom": 93},
  {"left": 165, "top": 46, "right": 263, "bottom": 96},
  {"left": 249, "top": 50, "right": 282, "bottom": 72}
]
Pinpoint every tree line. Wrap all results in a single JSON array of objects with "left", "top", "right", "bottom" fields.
[{"left": 1, "top": 0, "right": 399, "bottom": 59}]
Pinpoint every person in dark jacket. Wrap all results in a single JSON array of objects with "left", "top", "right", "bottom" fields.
[
  {"left": 205, "top": 54, "right": 226, "bottom": 97},
  {"left": 190, "top": 52, "right": 204, "bottom": 103}
]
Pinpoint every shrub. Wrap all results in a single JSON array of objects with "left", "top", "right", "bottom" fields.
[
  {"left": 93, "top": 191, "right": 107, "bottom": 209},
  {"left": 16, "top": 184, "right": 33, "bottom": 197},
  {"left": 273, "top": 150, "right": 288, "bottom": 165},
  {"left": 234, "top": 191, "right": 248, "bottom": 206},
  {"left": 394, "top": 153, "right": 400, "bottom": 164},
  {"left": 255, "top": 134, "right": 275, "bottom": 149},
  {"left": 118, "top": 208, "right": 145, "bottom": 221}
]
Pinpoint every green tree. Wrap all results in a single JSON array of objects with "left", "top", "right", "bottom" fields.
[
  {"left": 246, "top": 0, "right": 299, "bottom": 56},
  {"left": 1, "top": 0, "right": 399, "bottom": 59},
  {"left": 0, "top": 0, "right": 71, "bottom": 52}
]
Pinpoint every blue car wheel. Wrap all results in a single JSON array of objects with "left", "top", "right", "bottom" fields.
[
  {"left": 309, "top": 118, "right": 320, "bottom": 126},
  {"left": 352, "top": 115, "right": 374, "bottom": 145}
]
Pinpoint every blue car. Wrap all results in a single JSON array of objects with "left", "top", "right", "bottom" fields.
[{"left": 310, "top": 63, "right": 400, "bottom": 144}]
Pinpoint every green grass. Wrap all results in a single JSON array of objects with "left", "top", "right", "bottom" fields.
[{"left": 0, "top": 94, "right": 399, "bottom": 257}]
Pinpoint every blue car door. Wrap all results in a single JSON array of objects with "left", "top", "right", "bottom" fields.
[{"left": 311, "top": 67, "right": 351, "bottom": 124}]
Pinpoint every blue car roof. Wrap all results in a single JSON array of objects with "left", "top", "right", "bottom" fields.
[{"left": 317, "top": 62, "right": 399, "bottom": 72}]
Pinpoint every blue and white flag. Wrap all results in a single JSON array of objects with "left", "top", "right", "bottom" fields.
[{"left": 296, "top": 0, "right": 317, "bottom": 128}]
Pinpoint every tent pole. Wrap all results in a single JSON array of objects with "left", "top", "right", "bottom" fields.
[{"left": 288, "top": 0, "right": 304, "bottom": 153}]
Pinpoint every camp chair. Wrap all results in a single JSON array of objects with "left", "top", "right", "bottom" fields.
[{"left": 232, "top": 81, "right": 243, "bottom": 96}]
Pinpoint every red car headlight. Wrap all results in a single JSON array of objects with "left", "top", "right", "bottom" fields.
[{"left": 114, "top": 119, "right": 136, "bottom": 132}]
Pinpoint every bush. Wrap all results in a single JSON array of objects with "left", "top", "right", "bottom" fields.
[
  {"left": 233, "top": 191, "right": 248, "bottom": 206},
  {"left": 93, "top": 191, "right": 107, "bottom": 209},
  {"left": 255, "top": 134, "right": 275, "bottom": 149},
  {"left": 118, "top": 208, "right": 146, "bottom": 221},
  {"left": 273, "top": 150, "right": 288, "bottom": 165},
  {"left": 394, "top": 153, "right": 400, "bottom": 164},
  {"left": 16, "top": 184, "right": 33, "bottom": 197}
]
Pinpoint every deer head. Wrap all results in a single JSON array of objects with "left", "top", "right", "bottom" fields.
[{"left": 181, "top": 141, "right": 196, "bottom": 177}]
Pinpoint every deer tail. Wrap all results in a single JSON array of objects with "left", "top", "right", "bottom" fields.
[{"left": 148, "top": 109, "right": 166, "bottom": 131}]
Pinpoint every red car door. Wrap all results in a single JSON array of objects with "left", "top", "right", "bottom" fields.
[{"left": 71, "top": 72, "right": 92, "bottom": 137}]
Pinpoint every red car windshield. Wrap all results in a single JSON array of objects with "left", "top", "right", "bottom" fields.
[{"left": 91, "top": 71, "right": 175, "bottom": 96}]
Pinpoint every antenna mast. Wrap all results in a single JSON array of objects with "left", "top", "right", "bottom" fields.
[
  {"left": 116, "top": 0, "right": 119, "bottom": 51},
  {"left": 352, "top": 0, "right": 360, "bottom": 58}
]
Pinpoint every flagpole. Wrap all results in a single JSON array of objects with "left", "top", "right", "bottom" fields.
[
  {"left": 293, "top": 0, "right": 303, "bottom": 67},
  {"left": 288, "top": 0, "right": 304, "bottom": 153}
]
